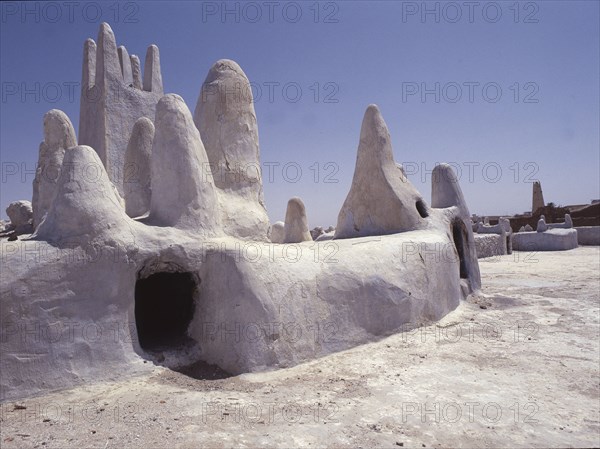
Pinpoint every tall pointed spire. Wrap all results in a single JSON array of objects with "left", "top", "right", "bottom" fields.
[
  {"left": 193, "top": 59, "right": 269, "bottom": 240},
  {"left": 143, "top": 44, "right": 163, "bottom": 94},
  {"left": 95, "top": 22, "right": 121, "bottom": 87},
  {"left": 150, "top": 94, "right": 219, "bottom": 232},
  {"left": 130, "top": 54, "right": 142, "bottom": 89},
  {"left": 117, "top": 45, "right": 133, "bottom": 85},
  {"left": 82, "top": 38, "right": 96, "bottom": 89},
  {"left": 335, "top": 104, "right": 428, "bottom": 239}
]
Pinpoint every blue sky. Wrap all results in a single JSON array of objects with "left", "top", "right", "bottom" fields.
[{"left": 1, "top": 1, "right": 599, "bottom": 226}]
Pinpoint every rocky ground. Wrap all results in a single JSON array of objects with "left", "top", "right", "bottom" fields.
[{"left": 1, "top": 247, "right": 598, "bottom": 448}]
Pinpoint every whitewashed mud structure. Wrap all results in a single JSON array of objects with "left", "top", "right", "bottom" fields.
[
  {"left": 473, "top": 217, "right": 513, "bottom": 258},
  {"left": 513, "top": 214, "right": 578, "bottom": 251},
  {"left": 79, "top": 23, "right": 163, "bottom": 196},
  {"left": 1, "top": 24, "right": 481, "bottom": 400}
]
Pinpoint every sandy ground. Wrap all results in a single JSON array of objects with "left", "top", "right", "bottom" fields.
[{"left": 1, "top": 247, "right": 599, "bottom": 448}]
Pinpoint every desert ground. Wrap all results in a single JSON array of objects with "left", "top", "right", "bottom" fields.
[{"left": 1, "top": 247, "right": 598, "bottom": 448}]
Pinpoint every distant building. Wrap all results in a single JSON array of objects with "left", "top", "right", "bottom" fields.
[{"left": 532, "top": 181, "right": 544, "bottom": 213}]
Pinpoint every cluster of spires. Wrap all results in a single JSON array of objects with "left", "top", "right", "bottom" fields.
[
  {"left": 25, "top": 23, "right": 480, "bottom": 291},
  {"left": 82, "top": 23, "right": 163, "bottom": 94}
]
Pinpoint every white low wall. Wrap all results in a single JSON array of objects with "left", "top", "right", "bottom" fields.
[
  {"left": 575, "top": 226, "right": 600, "bottom": 245},
  {"left": 512, "top": 228, "right": 578, "bottom": 251},
  {"left": 474, "top": 234, "right": 506, "bottom": 258}
]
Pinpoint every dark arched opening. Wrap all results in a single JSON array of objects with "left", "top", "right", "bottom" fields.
[
  {"left": 416, "top": 199, "right": 429, "bottom": 218},
  {"left": 451, "top": 220, "right": 468, "bottom": 279},
  {"left": 135, "top": 272, "right": 197, "bottom": 350}
]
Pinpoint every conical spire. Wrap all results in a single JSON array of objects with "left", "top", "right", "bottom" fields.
[
  {"left": 143, "top": 44, "right": 163, "bottom": 94},
  {"left": 335, "top": 104, "right": 428, "bottom": 239},
  {"left": 150, "top": 94, "right": 220, "bottom": 232},
  {"left": 35, "top": 145, "right": 129, "bottom": 242}
]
